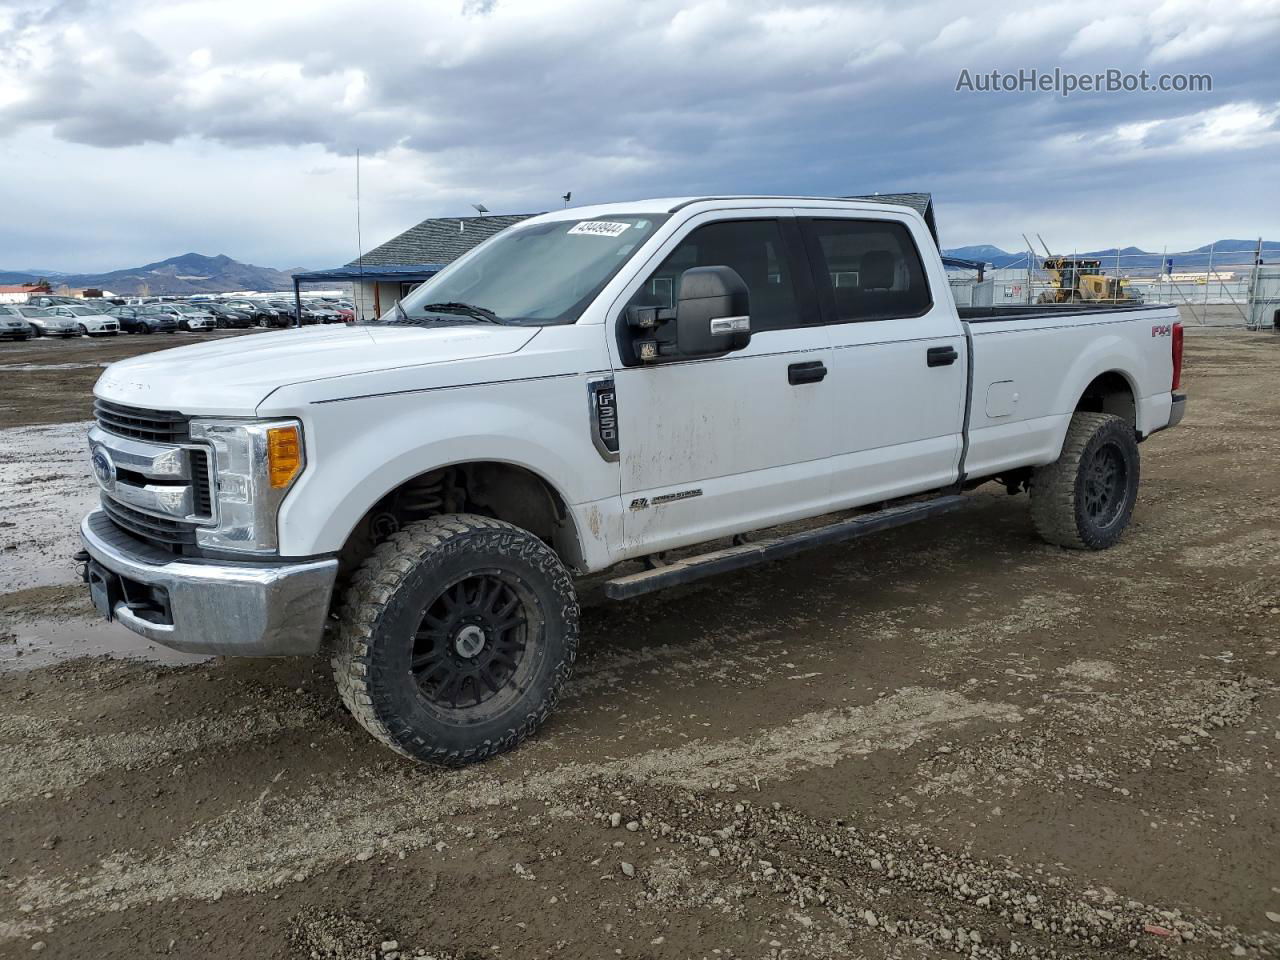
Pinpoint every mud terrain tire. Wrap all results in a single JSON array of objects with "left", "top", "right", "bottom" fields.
[
  {"left": 331, "top": 514, "right": 578, "bottom": 765},
  {"left": 1031, "top": 412, "right": 1139, "bottom": 550}
]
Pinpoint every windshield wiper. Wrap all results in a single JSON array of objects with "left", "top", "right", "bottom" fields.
[
  {"left": 379, "top": 300, "right": 424, "bottom": 326},
  {"left": 417, "top": 301, "right": 504, "bottom": 324}
]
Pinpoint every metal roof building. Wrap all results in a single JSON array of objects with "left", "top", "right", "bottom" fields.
[
  {"left": 294, "top": 213, "right": 538, "bottom": 321},
  {"left": 354, "top": 213, "right": 535, "bottom": 268}
]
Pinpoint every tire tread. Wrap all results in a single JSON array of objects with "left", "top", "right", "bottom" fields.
[
  {"left": 330, "top": 513, "right": 577, "bottom": 765},
  {"left": 1030, "top": 412, "right": 1135, "bottom": 550}
]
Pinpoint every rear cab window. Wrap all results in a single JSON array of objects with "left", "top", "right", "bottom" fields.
[{"left": 800, "top": 218, "right": 933, "bottom": 323}]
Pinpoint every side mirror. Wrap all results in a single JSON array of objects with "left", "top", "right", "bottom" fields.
[{"left": 674, "top": 266, "right": 751, "bottom": 357}]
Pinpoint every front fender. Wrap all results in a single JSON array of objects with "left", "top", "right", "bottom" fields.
[{"left": 271, "top": 376, "right": 620, "bottom": 566}]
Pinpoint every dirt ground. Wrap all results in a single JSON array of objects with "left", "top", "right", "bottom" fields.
[{"left": 0, "top": 321, "right": 1278, "bottom": 960}]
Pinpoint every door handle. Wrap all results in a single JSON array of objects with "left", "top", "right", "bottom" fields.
[
  {"left": 927, "top": 345, "right": 959, "bottom": 367},
  {"left": 788, "top": 360, "right": 827, "bottom": 385}
]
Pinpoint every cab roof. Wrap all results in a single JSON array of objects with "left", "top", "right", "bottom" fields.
[{"left": 530, "top": 193, "right": 937, "bottom": 244}]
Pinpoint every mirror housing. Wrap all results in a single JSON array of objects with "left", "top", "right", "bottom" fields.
[{"left": 674, "top": 266, "right": 751, "bottom": 358}]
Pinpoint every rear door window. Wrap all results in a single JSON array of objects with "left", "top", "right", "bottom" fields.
[{"left": 800, "top": 218, "right": 933, "bottom": 323}]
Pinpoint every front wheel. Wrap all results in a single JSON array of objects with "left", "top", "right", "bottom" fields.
[
  {"left": 1031, "top": 412, "right": 1139, "bottom": 550},
  {"left": 331, "top": 514, "right": 579, "bottom": 765},
  {"left": 76, "top": 323, "right": 88, "bottom": 336}
]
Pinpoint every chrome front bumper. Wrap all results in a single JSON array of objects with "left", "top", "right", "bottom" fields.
[{"left": 80, "top": 510, "right": 337, "bottom": 656}]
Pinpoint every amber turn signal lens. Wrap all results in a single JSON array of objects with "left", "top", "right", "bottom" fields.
[{"left": 266, "top": 425, "right": 302, "bottom": 489}]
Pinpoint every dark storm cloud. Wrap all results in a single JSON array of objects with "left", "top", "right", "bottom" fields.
[{"left": 0, "top": 0, "right": 1277, "bottom": 268}]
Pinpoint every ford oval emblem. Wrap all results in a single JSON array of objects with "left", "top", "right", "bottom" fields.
[{"left": 91, "top": 445, "right": 116, "bottom": 490}]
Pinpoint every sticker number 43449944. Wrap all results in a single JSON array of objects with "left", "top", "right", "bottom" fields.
[
  {"left": 1151, "top": 324, "right": 1173, "bottom": 337},
  {"left": 568, "top": 221, "right": 630, "bottom": 238}
]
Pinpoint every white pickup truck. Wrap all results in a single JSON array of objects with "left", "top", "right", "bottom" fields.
[{"left": 79, "top": 196, "right": 1186, "bottom": 764}]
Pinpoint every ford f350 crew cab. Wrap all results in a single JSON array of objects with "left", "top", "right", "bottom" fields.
[{"left": 79, "top": 196, "right": 1187, "bottom": 765}]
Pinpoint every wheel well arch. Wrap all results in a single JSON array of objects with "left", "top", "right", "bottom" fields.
[
  {"left": 1074, "top": 370, "right": 1136, "bottom": 428},
  {"left": 336, "top": 460, "right": 585, "bottom": 583}
]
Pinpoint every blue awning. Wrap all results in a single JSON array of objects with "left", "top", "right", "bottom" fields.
[{"left": 292, "top": 263, "right": 446, "bottom": 283}]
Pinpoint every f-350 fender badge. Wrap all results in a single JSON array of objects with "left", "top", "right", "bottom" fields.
[{"left": 587, "top": 378, "right": 619, "bottom": 462}]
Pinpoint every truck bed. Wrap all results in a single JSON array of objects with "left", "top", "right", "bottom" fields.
[{"left": 958, "top": 303, "right": 1170, "bottom": 323}]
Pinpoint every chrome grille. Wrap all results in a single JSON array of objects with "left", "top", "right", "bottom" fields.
[
  {"left": 101, "top": 496, "right": 198, "bottom": 551},
  {"left": 92, "top": 403, "right": 211, "bottom": 554},
  {"left": 94, "top": 400, "right": 190, "bottom": 444}
]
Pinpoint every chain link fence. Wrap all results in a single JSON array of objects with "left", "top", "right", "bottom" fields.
[{"left": 954, "top": 241, "right": 1275, "bottom": 329}]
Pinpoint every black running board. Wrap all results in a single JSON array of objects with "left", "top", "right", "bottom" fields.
[{"left": 604, "top": 494, "right": 970, "bottom": 601}]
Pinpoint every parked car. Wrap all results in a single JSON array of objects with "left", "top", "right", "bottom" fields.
[
  {"left": 202, "top": 303, "right": 255, "bottom": 329},
  {"left": 222, "top": 299, "right": 288, "bottom": 328},
  {"left": 79, "top": 195, "right": 1187, "bottom": 766},
  {"left": 144, "top": 304, "right": 216, "bottom": 332},
  {"left": 0, "top": 304, "right": 34, "bottom": 340},
  {"left": 26, "top": 295, "right": 83, "bottom": 309},
  {"left": 48, "top": 305, "right": 119, "bottom": 336},
  {"left": 266, "top": 299, "right": 321, "bottom": 325},
  {"left": 105, "top": 305, "right": 179, "bottom": 334},
  {"left": 302, "top": 300, "right": 345, "bottom": 324},
  {"left": 17, "top": 305, "right": 77, "bottom": 337}
]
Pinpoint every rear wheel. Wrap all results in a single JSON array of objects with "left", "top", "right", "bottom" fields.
[
  {"left": 332, "top": 514, "right": 578, "bottom": 765},
  {"left": 1031, "top": 412, "right": 1139, "bottom": 550}
]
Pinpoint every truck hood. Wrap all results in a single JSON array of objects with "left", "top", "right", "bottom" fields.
[{"left": 94, "top": 324, "right": 540, "bottom": 415}]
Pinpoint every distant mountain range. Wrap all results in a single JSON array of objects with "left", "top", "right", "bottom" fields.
[
  {"left": 0, "top": 253, "right": 304, "bottom": 294},
  {"left": 2, "top": 239, "right": 1276, "bottom": 293},
  {"left": 942, "top": 239, "right": 1280, "bottom": 271}
]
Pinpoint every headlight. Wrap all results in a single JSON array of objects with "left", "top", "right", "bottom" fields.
[{"left": 189, "top": 419, "right": 305, "bottom": 554}]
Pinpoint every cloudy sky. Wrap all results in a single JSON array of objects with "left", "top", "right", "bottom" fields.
[{"left": 0, "top": 0, "right": 1277, "bottom": 272}]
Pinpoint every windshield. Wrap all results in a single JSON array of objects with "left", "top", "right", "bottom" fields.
[
  {"left": 375, "top": 214, "right": 666, "bottom": 327},
  {"left": 19, "top": 307, "right": 50, "bottom": 317},
  {"left": 174, "top": 305, "right": 205, "bottom": 314},
  {"left": 68, "top": 306, "right": 100, "bottom": 316}
]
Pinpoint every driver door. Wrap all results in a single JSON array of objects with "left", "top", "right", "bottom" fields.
[{"left": 609, "top": 213, "right": 833, "bottom": 556}]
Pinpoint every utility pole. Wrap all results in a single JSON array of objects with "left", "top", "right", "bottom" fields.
[
  {"left": 1248, "top": 237, "right": 1263, "bottom": 329},
  {"left": 1160, "top": 246, "right": 1167, "bottom": 305},
  {"left": 1203, "top": 241, "right": 1215, "bottom": 325},
  {"left": 1021, "top": 233, "right": 1035, "bottom": 304},
  {"left": 356, "top": 147, "right": 365, "bottom": 323}
]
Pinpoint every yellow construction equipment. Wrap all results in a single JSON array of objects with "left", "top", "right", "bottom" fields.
[{"left": 1037, "top": 257, "right": 1141, "bottom": 304}]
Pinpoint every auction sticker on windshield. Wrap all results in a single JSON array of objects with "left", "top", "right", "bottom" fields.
[{"left": 568, "top": 221, "right": 631, "bottom": 238}]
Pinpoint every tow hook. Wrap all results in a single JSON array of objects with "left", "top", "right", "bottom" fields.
[{"left": 73, "top": 548, "right": 90, "bottom": 582}]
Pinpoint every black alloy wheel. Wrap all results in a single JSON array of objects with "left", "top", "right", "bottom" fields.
[
  {"left": 1083, "top": 441, "right": 1128, "bottom": 530},
  {"left": 410, "top": 571, "right": 533, "bottom": 711}
]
